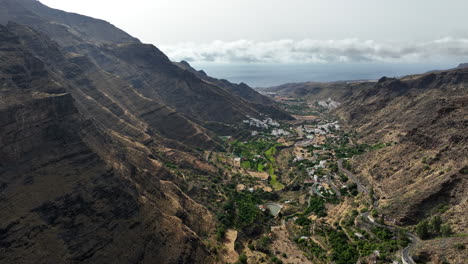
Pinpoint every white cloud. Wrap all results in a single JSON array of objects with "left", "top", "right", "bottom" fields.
[{"left": 160, "top": 38, "right": 468, "bottom": 64}]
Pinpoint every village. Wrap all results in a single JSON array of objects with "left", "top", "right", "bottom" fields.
[
  {"left": 237, "top": 115, "right": 350, "bottom": 208},
  {"left": 206, "top": 107, "right": 409, "bottom": 264}
]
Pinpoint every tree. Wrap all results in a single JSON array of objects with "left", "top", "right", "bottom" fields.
[
  {"left": 236, "top": 254, "right": 247, "bottom": 264},
  {"left": 430, "top": 215, "right": 442, "bottom": 234},
  {"left": 379, "top": 214, "right": 385, "bottom": 225},
  {"left": 215, "top": 225, "right": 227, "bottom": 241},
  {"left": 441, "top": 224, "right": 452, "bottom": 237},
  {"left": 416, "top": 220, "right": 429, "bottom": 239}
]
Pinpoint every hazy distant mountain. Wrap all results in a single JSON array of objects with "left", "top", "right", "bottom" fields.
[
  {"left": 424, "top": 62, "right": 468, "bottom": 74},
  {"left": 456, "top": 63, "right": 468, "bottom": 69}
]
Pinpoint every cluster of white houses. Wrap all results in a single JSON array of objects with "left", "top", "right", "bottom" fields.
[
  {"left": 243, "top": 116, "right": 280, "bottom": 129},
  {"left": 317, "top": 98, "right": 341, "bottom": 110}
]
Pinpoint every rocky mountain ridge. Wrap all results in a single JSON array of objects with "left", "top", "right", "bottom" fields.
[
  {"left": 265, "top": 68, "right": 468, "bottom": 232},
  {"left": 0, "top": 21, "right": 223, "bottom": 263},
  {"left": 0, "top": 0, "right": 291, "bottom": 129},
  {"left": 0, "top": 0, "right": 291, "bottom": 262}
]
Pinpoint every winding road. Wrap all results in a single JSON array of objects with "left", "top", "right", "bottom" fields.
[
  {"left": 337, "top": 159, "right": 369, "bottom": 194},
  {"left": 338, "top": 159, "right": 417, "bottom": 264},
  {"left": 326, "top": 175, "right": 342, "bottom": 197}
]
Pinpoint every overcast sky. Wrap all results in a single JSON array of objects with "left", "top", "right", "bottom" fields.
[{"left": 39, "top": 0, "right": 468, "bottom": 64}]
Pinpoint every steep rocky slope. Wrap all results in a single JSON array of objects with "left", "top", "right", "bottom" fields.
[
  {"left": 0, "top": 0, "right": 138, "bottom": 45},
  {"left": 3, "top": 22, "right": 218, "bottom": 150},
  {"left": 0, "top": 1, "right": 291, "bottom": 262},
  {"left": 334, "top": 72, "right": 468, "bottom": 229},
  {"left": 0, "top": 91, "right": 214, "bottom": 264},
  {"left": 0, "top": 0, "right": 290, "bottom": 129},
  {"left": 174, "top": 60, "right": 291, "bottom": 120},
  {"left": 0, "top": 21, "right": 221, "bottom": 264},
  {"left": 266, "top": 69, "right": 468, "bottom": 232}
]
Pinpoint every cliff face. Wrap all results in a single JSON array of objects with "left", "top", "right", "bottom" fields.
[
  {"left": 0, "top": 23, "right": 219, "bottom": 264},
  {"left": 3, "top": 21, "right": 219, "bottom": 150}
]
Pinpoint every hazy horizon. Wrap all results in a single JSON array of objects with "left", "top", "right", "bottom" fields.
[
  {"left": 39, "top": 0, "right": 468, "bottom": 84},
  {"left": 190, "top": 62, "right": 459, "bottom": 87}
]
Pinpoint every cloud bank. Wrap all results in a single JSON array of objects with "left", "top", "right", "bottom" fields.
[{"left": 160, "top": 38, "right": 468, "bottom": 64}]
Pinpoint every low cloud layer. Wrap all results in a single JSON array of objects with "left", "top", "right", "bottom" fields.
[{"left": 160, "top": 38, "right": 468, "bottom": 64}]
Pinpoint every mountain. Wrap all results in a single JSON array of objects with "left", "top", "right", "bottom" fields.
[
  {"left": 2, "top": 0, "right": 466, "bottom": 263},
  {"left": 261, "top": 81, "right": 350, "bottom": 98},
  {"left": 0, "top": 22, "right": 220, "bottom": 263},
  {"left": 335, "top": 71, "right": 468, "bottom": 227},
  {"left": 456, "top": 63, "right": 468, "bottom": 69},
  {"left": 174, "top": 60, "right": 291, "bottom": 120},
  {"left": 0, "top": 0, "right": 139, "bottom": 45},
  {"left": 0, "top": 0, "right": 291, "bottom": 129},
  {"left": 261, "top": 69, "right": 467, "bottom": 262},
  {"left": 266, "top": 69, "right": 468, "bottom": 231},
  {"left": 0, "top": 0, "right": 291, "bottom": 263},
  {"left": 423, "top": 62, "right": 468, "bottom": 74}
]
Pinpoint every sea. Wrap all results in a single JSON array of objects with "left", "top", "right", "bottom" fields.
[{"left": 189, "top": 62, "right": 457, "bottom": 88}]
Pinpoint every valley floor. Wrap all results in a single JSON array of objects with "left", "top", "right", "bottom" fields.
[{"left": 197, "top": 98, "right": 467, "bottom": 264}]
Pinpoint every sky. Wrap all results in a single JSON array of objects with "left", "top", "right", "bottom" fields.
[{"left": 38, "top": 0, "right": 468, "bottom": 82}]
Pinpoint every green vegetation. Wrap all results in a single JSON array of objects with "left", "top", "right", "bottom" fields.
[
  {"left": 305, "top": 196, "right": 327, "bottom": 217},
  {"left": 265, "top": 146, "right": 284, "bottom": 190},
  {"left": 416, "top": 220, "right": 430, "bottom": 239},
  {"left": 297, "top": 238, "right": 326, "bottom": 261},
  {"left": 454, "top": 243, "right": 465, "bottom": 250},
  {"left": 265, "top": 146, "right": 277, "bottom": 162},
  {"left": 216, "top": 190, "right": 271, "bottom": 238},
  {"left": 347, "top": 183, "right": 358, "bottom": 196},
  {"left": 270, "top": 256, "right": 284, "bottom": 264},
  {"left": 164, "top": 162, "right": 178, "bottom": 169},
  {"left": 430, "top": 215, "right": 442, "bottom": 234},
  {"left": 268, "top": 165, "right": 285, "bottom": 190},
  {"left": 339, "top": 172, "right": 348, "bottom": 182},
  {"left": 241, "top": 160, "right": 251, "bottom": 169},
  {"left": 416, "top": 216, "right": 452, "bottom": 239},
  {"left": 327, "top": 228, "right": 359, "bottom": 264},
  {"left": 329, "top": 162, "right": 339, "bottom": 173},
  {"left": 252, "top": 235, "right": 273, "bottom": 254},
  {"left": 372, "top": 226, "right": 393, "bottom": 240},
  {"left": 353, "top": 226, "right": 409, "bottom": 261},
  {"left": 236, "top": 254, "right": 247, "bottom": 264},
  {"left": 334, "top": 142, "right": 388, "bottom": 159},
  {"left": 280, "top": 101, "right": 319, "bottom": 116},
  {"left": 230, "top": 139, "right": 284, "bottom": 190},
  {"left": 441, "top": 224, "right": 452, "bottom": 237},
  {"left": 224, "top": 121, "right": 420, "bottom": 263},
  {"left": 459, "top": 165, "right": 468, "bottom": 175},
  {"left": 295, "top": 216, "right": 312, "bottom": 226}
]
